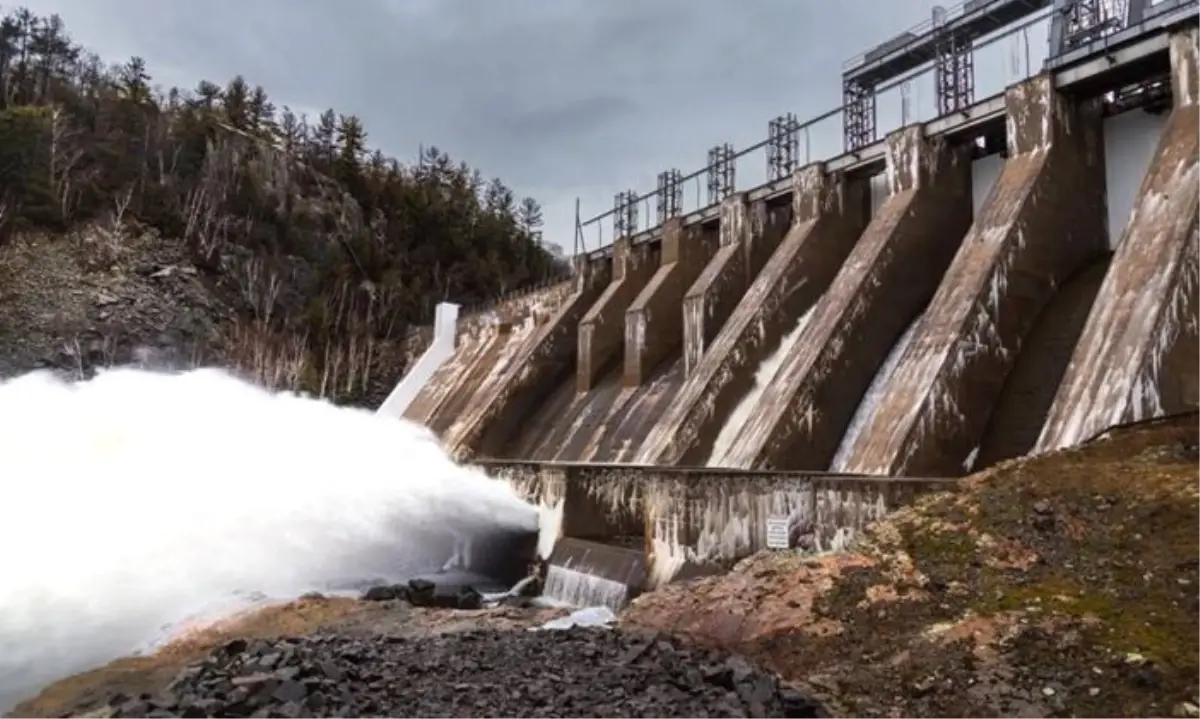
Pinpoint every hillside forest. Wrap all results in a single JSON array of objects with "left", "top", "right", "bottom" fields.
[{"left": 0, "top": 6, "right": 570, "bottom": 403}]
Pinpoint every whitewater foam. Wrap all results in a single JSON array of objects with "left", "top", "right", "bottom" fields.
[
  {"left": 707, "top": 301, "right": 820, "bottom": 467},
  {"left": 0, "top": 367, "right": 537, "bottom": 713}
]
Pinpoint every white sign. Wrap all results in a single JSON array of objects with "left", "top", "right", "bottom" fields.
[{"left": 765, "top": 517, "right": 791, "bottom": 550}]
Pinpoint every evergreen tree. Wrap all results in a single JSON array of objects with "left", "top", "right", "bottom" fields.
[{"left": 0, "top": 4, "right": 567, "bottom": 398}]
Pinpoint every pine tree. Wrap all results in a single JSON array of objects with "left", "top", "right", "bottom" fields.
[{"left": 0, "top": 5, "right": 567, "bottom": 398}]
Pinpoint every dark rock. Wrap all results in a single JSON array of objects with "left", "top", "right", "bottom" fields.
[
  {"left": 1131, "top": 665, "right": 1162, "bottom": 690},
  {"left": 108, "top": 628, "right": 822, "bottom": 718},
  {"left": 407, "top": 578, "right": 437, "bottom": 606},
  {"left": 456, "top": 586, "right": 483, "bottom": 610},
  {"left": 361, "top": 584, "right": 404, "bottom": 602}
]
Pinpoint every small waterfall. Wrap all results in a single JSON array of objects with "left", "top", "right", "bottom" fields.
[
  {"left": 707, "top": 301, "right": 821, "bottom": 466},
  {"left": 542, "top": 565, "right": 632, "bottom": 612}
]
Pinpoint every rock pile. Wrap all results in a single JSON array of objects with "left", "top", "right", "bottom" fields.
[
  {"left": 359, "top": 578, "right": 484, "bottom": 610},
  {"left": 100, "top": 629, "right": 826, "bottom": 718}
]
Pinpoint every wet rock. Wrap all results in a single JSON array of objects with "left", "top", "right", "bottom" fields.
[
  {"left": 360, "top": 584, "right": 406, "bottom": 602},
  {"left": 407, "top": 578, "right": 436, "bottom": 606},
  {"left": 103, "top": 629, "right": 820, "bottom": 718},
  {"left": 456, "top": 586, "right": 483, "bottom": 610},
  {"left": 404, "top": 578, "right": 486, "bottom": 610}
]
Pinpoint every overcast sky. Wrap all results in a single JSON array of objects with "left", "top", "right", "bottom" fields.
[{"left": 17, "top": 0, "right": 1046, "bottom": 252}]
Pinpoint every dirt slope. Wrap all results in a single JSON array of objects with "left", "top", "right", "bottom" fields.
[{"left": 623, "top": 414, "right": 1200, "bottom": 717}]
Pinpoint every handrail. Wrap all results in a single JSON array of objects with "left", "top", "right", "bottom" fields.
[
  {"left": 577, "top": 10, "right": 1052, "bottom": 235},
  {"left": 842, "top": 0, "right": 974, "bottom": 71}
]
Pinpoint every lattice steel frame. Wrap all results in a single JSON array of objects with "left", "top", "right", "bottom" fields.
[
  {"left": 842, "top": 80, "right": 876, "bottom": 152},
  {"left": 767, "top": 114, "right": 801, "bottom": 181},
  {"left": 656, "top": 169, "right": 683, "bottom": 224},
  {"left": 1056, "top": 0, "right": 1129, "bottom": 53},
  {"left": 706, "top": 144, "right": 736, "bottom": 206},
  {"left": 934, "top": 33, "right": 975, "bottom": 115},
  {"left": 613, "top": 190, "right": 638, "bottom": 237}
]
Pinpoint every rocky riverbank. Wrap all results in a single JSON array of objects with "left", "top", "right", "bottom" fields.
[
  {"left": 624, "top": 413, "right": 1200, "bottom": 717},
  {"left": 16, "top": 593, "right": 820, "bottom": 719},
  {"left": 5, "top": 597, "right": 543, "bottom": 718},
  {"left": 92, "top": 629, "right": 822, "bottom": 718}
]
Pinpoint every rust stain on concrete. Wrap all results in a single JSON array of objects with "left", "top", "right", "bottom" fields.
[
  {"left": 1037, "top": 29, "right": 1200, "bottom": 452},
  {"left": 638, "top": 163, "right": 871, "bottom": 466},
  {"left": 719, "top": 126, "right": 973, "bottom": 472},
  {"left": 577, "top": 237, "right": 659, "bottom": 392},
  {"left": 840, "top": 74, "right": 1108, "bottom": 476},
  {"left": 444, "top": 255, "right": 611, "bottom": 459}
]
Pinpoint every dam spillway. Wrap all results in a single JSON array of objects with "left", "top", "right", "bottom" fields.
[{"left": 392, "top": 3, "right": 1200, "bottom": 605}]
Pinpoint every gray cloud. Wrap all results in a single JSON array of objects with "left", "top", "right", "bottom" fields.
[{"left": 18, "top": 0, "right": 950, "bottom": 248}]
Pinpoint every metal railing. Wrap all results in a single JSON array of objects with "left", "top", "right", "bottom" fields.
[
  {"left": 842, "top": 0, "right": 980, "bottom": 72},
  {"left": 574, "top": 9, "right": 1058, "bottom": 254}
]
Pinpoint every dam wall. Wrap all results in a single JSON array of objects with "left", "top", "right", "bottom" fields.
[
  {"left": 637, "top": 164, "right": 871, "bottom": 466},
  {"left": 480, "top": 460, "right": 954, "bottom": 589},
  {"left": 503, "top": 229, "right": 712, "bottom": 463},
  {"left": 409, "top": 14, "right": 1196, "bottom": 486},
  {"left": 1036, "top": 26, "right": 1200, "bottom": 451},
  {"left": 378, "top": 302, "right": 459, "bottom": 420},
  {"left": 578, "top": 238, "right": 661, "bottom": 392},
  {"left": 402, "top": 279, "right": 575, "bottom": 433},
  {"left": 839, "top": 74, "right": 1109, "bottom": 476},
  {"left": 625, "top": 220, "right": 719, "bottom": 387},
  {"left": 718, "top": 126, "right": 974, "bottom": 471},
  {"left": 442, "top": 255, "right": 612, "bottom": 459},
  {"left": 682, "top": 194, "right": 792, "bottom": 376}
]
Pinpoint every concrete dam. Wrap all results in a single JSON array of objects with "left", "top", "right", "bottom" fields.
[{"left": 386, "top": 1, "right": 1199, "bottom": 608}]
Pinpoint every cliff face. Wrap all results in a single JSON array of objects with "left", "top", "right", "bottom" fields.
[
  {"left": 0, "top": 225, "right": 421, "bottom": 408},
  {"left": 0, "top": 228, "right": 231, "bottom": 378}
]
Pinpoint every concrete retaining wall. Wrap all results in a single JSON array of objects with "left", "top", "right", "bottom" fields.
[
  {"left": 1036, "top": 28, "right": 1200, "bottom": 452},
  {"left": 720, "top": 126, "right": 973, "bottom": 471},
  {"left": 840, "top": 74, "right": 1108, "bottom": 476},
  {"left": 479, "top": 460, "right": 953, "bottom": 589},
  {"left": 637, "top": 164, "right": 871, "bottom": 466}
]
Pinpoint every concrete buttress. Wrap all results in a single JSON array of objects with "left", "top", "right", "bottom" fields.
[
  {"left": 636, "top": 163, "right": 870, "bottom": 466},
  {"left": 624, "top": 220, "right": 717, "bottom": 386},
  {"left": 839, "top": 74, "right": 1108, "bottom": 476},
  {"left": 720, "top": 125, "right": 973, "bottom": 471},
  {"left": 681, "top": 194, "right": 791, "bottom": 377},
  {"left": 443, "top": 254, "right": 611, "bottom": 459},
  {"left": 1036, "top": 27, "right": 1200, "bottom": 451},
  {"left": 577, "top": 237, "right": 659, "bottom": 392}
]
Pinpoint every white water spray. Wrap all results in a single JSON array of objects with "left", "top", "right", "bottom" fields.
[
  {"left": 707, "top": 301, "right": 821, "bottom": 467},
  {"left": 0, "top": 368, "right": 538, "bottom": 713},
  {"left": 829, "top": 315, "right": 922, "bottom": 471}
]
